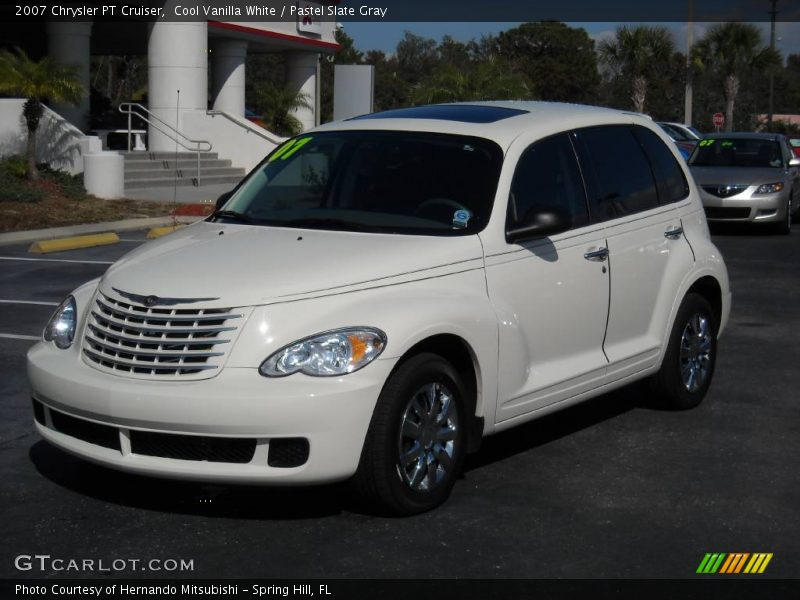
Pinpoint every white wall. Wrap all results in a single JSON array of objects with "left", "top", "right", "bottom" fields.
[
  {"left": 182, "top": 109, "right": 285, "bottom": 172},
  {"left": 0, "top": 98, "right": 100, "bottom": 175}
]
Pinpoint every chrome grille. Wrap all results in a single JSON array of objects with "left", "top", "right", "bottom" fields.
[{"left": 82, "top": 291, "right": 243, "bottom": 378}]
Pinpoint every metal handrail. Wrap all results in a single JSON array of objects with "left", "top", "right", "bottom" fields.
[
  {"left": 206, "top": 109, "right": 287, "bottom": 145},
  {"left": 119, "top": 102, "right": 212, "bottom": 184}
]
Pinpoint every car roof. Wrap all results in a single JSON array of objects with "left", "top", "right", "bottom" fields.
[
  {"left": 313, "top": 101, "right": 657, "bottom": 149},
  {"left": 702, "top": 132, "right": 784, "bottom": 141}
]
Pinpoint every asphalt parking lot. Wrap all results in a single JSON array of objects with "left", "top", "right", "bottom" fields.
[{"left": 1, "top": 224, "right": 798, "bottom": 580}]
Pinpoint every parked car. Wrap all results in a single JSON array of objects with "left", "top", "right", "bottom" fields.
[
  {"left": 28, "top": 102, "right": 731, "bottom": 514},
  {"left": 788, "top": 135, "right": 800, "bottom": 159},
  {"left": 660, "top": 122, "right": 702, "bottom": 140},
  {"left": 657, "top": 122, "right": 698, "bottom": 158},
  {"left": 689, "top": 132, "right": 800, "bottom": 234}
]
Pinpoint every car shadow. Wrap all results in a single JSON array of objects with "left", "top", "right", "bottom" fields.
[
  {"left": 29, "top": 382, "right": 658, "bottom": 519},
  {"left": 464, "top": 382, "right": 652, "bottom": 473},
  {"left": 708, "top": 222, "right": 787, "bottom": 237}
]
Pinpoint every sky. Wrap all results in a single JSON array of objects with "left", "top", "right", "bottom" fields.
[{"left": 340, "top": 21, "right": 800, "bottom": 60}]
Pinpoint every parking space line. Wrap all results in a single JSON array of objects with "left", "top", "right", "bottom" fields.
[
  {"left": 0, "top": 256, "right": 114, "bottom": 265},
  {"left": 0, "top": 333, "right": 39, "bottom": 341},
  {"left": 0, "top": 299, "right": 59, "bottom": 306}
]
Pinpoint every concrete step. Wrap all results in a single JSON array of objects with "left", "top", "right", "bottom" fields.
[
  {"left": 124, "top": 159, "right": 233, "bottom": 171},
  {"left": 121, "top": 151, "right": 219, "bottom": 161},
  {"left": 124, "top": 167, "right": 244, "bottom": 182},
  {"left": 125, "top": 174, "right": 245, "bottom": 190}
]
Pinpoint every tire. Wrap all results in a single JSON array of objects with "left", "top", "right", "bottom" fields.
[
  {"left": 650, "top": 293, "right": 718, "bottom": 410},
  {"left": 775, "top": 197, "right": 791, "bottom": 235},
  {"left": 353, "top": 353, "right": 468, "bottom": 516}
]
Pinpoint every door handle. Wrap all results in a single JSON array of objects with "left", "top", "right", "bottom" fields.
[
  {"left": 583, "top": 247, "right": 609, "bottom": 261},
  {"left": 664, "top": 226, "right": 684, "bottom": 239}
]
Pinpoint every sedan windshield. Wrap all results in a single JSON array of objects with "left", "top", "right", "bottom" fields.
[
  {"left": 218, "top": 131, "right": 503, "bottom": 235},
  {"left": 689, "top": 138, "right": 783, "bottom": 168}
]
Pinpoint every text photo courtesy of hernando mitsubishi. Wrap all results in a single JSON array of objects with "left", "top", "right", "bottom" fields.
[{"left": 28, "top": 102, "right": 730, "bottom": 516}]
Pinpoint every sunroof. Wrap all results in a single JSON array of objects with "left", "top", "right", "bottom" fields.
[{"left": 349, "top": 104, "right": 528, "bottom": 124}]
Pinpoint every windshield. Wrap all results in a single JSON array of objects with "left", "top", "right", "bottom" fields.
[
  {"left": 217, "top": 131, "right": 503, "bottom": 235},
  {"left": 689, "top": 138, "right": 784, "bottom": 168},
  {"left": 659, "top": 123, "right": 692, "bottom": 141}
]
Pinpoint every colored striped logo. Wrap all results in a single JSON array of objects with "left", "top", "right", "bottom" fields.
[{"left": 696, "top": 553, "right": 773, "bottom": 574}]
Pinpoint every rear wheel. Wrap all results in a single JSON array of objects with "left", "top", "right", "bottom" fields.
[
  {"left": 353, "top": 353, "right": 468, "bottom": 515},
  {"left": 651, "top": 293, "right": 718, "bottom": 410}
]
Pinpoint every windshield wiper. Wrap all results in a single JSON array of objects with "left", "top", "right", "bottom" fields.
[
  {"left": 212, "top": 210, "right": 259, "bottom": 224},
  {"left": 281, "top": 217, "right": 372, "bottom": 232}
]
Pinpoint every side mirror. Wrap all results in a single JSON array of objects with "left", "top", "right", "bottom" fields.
[
  {"left": 215, "top": 190, "right": 233, "bottom": 211},
  {"left": 789, "top": 157, "right": 800, "bottom": 168},
  {"left": 506, "top": 208, "right": 573, "bottom": 243}
]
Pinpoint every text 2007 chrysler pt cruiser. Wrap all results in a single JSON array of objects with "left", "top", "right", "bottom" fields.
[{"left": 28, "top": 103, "right": 731, "bottom": 514}]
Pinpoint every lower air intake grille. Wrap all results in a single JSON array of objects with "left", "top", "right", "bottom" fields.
[
  {"left": 49, "top": 409, "right": 121, "bottom": 451},
  {"left": 268, "top": 438, "right": 310, "bottom": 468},
  {"left": 704, "top": 206, "right": 751, "bottom": 219},
  {"left": 32, "top": 398, "right": 46, "bottom": 426},
  {"left": 130, "top": 431, "right": 256, "bottom": 464}
]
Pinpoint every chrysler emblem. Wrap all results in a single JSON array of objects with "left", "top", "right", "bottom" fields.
[{"left": 144, "top": 295, "right": 159, "bottom": 307}]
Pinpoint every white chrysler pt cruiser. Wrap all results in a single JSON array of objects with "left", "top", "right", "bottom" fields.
[{"left": 28, "top": 103, "right": 731, "bottom": 514}]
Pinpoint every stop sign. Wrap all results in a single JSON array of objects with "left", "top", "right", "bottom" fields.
[{"left": 713, "top": 112, "right": 725, "bottom": 128}]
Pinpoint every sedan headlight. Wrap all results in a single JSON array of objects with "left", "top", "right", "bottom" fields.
[
  {"left": 43, "top": 296, "right": 77, "bottom": 349},
  {"left": 260, "top": 327, "right": 387, "bottom": 377},
  {"left": 754, "top": 182, "right": 784, "bottom": 194}
]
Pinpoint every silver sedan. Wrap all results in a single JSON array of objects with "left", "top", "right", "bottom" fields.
[{"left": 689, "top": 133, "right": 800, "bottom": 234}]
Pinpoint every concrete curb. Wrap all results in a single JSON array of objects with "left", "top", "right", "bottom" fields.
[
  {"left": 0, "top": 215, "right": 203, "bottom": 247},
  {"left": 29, "top": 232, "right": 120, "bottom": 254},
  {"left": 146, "top": 224, "right": 185, "bottom": 239}
]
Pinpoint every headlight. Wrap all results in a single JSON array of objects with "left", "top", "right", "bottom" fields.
[
  {"left": 260, "top": 327, "right": 387, "bottom": 377},
  {"left": 754, "top": 182, "right": 784, "bottom": 194},
  {"left": 43, "top": 296, "right": 77, "bottom": 349}
]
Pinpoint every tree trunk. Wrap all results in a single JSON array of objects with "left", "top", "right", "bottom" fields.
[
  {"left": 22, "top": 98, "right": 43, "bottom": 181},
  {"left": 631, "top": 75, "right": 647, "bottom": 114},
  {"left": 723, "top": 74, "right": 738, "bottom": 133}
]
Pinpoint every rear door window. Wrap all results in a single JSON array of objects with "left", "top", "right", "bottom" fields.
[
  {"left": 573, "top": 125, "right": 659, "bottom": 221},
  {"left": 632, "top": 126, "right": 690, "bottom": 204}
]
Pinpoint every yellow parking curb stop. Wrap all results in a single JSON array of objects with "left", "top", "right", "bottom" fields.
[
  {"left": 146, "top": 225, "right": 184, "bottom": 239},
  {"left": 28, "top": 232, "right": 120, "bottom": 254}
]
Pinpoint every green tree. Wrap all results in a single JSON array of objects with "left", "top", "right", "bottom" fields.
[
  {"left": 0, "top": 48, "right": 84, "bottom": 180},
  {"left": 412, "top": 62, "right": 530, "bottom": 105},
  {"left": 598, "top": 25, "right": 674, "bottom": 114},
  {"left": 692, "top": 23, "right": 781, "bottom": 132},
  {"left": 495, "top": 22, "right": 599, "bottom": 103},
  {"left": 252, "top": 86, "right": 312, "bottom": 137}
]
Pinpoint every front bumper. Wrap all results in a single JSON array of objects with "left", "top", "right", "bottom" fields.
[
  {"left": 699, "top": 186, "right": 789, "bottom": 223},
  {"left": 28, "top": 342, "right": 396, "bottom": 484}
]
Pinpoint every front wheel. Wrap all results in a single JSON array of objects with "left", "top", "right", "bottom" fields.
[
  {"left": 650, "top": 293, "right": 718, "bottom": 410},
  {"left": 353, "top": 353, "right": 468, "bottom": 515}
]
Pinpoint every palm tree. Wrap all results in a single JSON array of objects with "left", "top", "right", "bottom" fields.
[
  {"left": 412, "top": 62, "right": 530, "bottom": 105},
  {"left": 598, "top": 25, "right": 674, "bottom": 114},
  {"left": 253, "top": 85, "right": 313, "bottom": 137},
  {"left": 0, "top": 48, "right": 84, "bottom": 180},
  {"left": 692, "top": 23, "right": 781, "bottom": 132}
]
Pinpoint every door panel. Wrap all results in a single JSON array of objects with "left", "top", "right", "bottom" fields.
[
  {"left": 603, "top": 208, "right": 694, "bottom": 370},
  {"left": 487, "top": 228, "right": 610, "bottom": 422}
]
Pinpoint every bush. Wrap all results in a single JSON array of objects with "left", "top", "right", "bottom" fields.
[
  {"left": 40, "top": 164, "right": 86, "bottom": 200},
  {"left": 0, "top": 156, "right": 44, "bottom": 203}
]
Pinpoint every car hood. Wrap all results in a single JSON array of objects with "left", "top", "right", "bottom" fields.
[
  {"left": 690, "top": 166, "right": 785, "bottom": 186},
  {"left": 99, "top": 221, "right": 485, "bottom": 308}
]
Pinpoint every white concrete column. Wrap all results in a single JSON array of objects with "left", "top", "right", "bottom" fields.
[
  {"left": 286, "top": 51, "right": 319, "bottom": 132},
  {"left": 211, "top": 40, "right": 247, "bottom": 118},
  {"left": 147, "top": 19, "right": 208, "bottom": 152},
  {"left": 47, "top": 22, "right": 92, "bottom": 132}
]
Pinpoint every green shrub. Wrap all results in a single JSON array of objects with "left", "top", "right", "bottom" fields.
[
  {"left": 40, "top": 165, "right": 86, "bottom": 200},
  {"left": 0, "top": 170, "right": 45, "bottom": 203}
]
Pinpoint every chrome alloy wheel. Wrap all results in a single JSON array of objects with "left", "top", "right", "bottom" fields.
[
  {"left": 680, "top": 313, "right": 713, "bottom": 392},
  {"left": 397, "top": 382, "right": 459, "bottom": 492}
]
